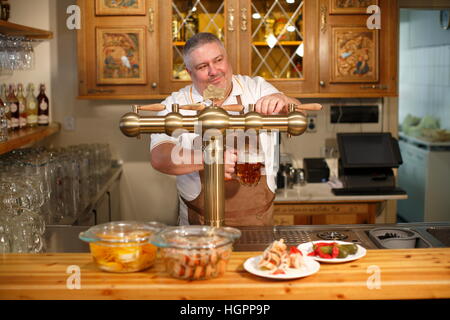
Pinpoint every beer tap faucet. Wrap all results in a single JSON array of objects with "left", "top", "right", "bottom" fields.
[{"left": 119, "top": 91, "right": 317, "bottom": 227}]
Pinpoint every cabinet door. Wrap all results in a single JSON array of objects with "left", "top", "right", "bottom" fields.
[
  {"left": 238, "top": 0, "right": 318, "bottom": 94},
  {"left": 318, "top": 0, "right": 398, "bottom": 97},
  {"left": 398, "top": 141, "right": 425, "bottom": 222},
  {"left": 77, "top": 0, "right": 161, "bottom": 99},
  {"left": 159, "top": 0, "right": 239, "bottom": 94}
]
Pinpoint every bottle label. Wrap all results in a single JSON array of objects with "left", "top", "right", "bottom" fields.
[
  {"left": 27, "top": 114, "right": 38, "bottom": 124},
  {"left": 19, "top": 116, "right": 27, "bottom": 128},
  {"left": 11, "top": 117, "right": 19, "bottom": 128},
  {"left": 38, "top": 115, "right": 49, "bottom": 125},
  {"left": 28, "top": 102, "right": 36, "bottom": 110},
  {"left": 19, "top": 102, "right": 25, "bottom": 113},
  {"left": 40, "top": 101, "right": 48, "bottom": 110},
  {"left": 10, "top": 103, "right": 18, "bottom": 113}
]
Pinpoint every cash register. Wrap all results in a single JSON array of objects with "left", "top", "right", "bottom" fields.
[{"left": 332, "top": 132, "right": 406, "bottom": 196}]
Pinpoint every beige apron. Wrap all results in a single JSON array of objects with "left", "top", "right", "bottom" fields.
[{"left": 181, "top": 96, "right": 275, "bottom": 227}]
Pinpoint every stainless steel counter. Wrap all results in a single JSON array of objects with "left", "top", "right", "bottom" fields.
[{"left": 44, "top": 222, "right": 450, "bottom": 253}]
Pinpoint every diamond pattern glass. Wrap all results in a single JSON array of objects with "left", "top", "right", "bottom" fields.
[
  {"left": 251, "top": 0, "right": 304, "bottom": 79},
  {"left": 171, "top": 0, "right": 225, "bottom": 81}
]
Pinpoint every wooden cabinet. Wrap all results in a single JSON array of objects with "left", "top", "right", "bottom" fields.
[
  {"left": 317, "top": 0, "right": 398, "bottom": 97},
  {"left": 77, "top": 0, "right": 398, "bottom": 100},
  {"left": 273, "top": 201, "right": 379, "bottom": 225},
  {"left": 77, "top": 0, "right": 163, "bottom": 99}
]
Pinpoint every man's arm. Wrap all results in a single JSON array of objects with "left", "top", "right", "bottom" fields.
[
  {"left": 150, "top": 142, "right": 237, "bottom": 178},
  {"left": 150, "top": 143, "right": 203, "bottom": 176},
  {"left": 255, "top": 93, "right": 322, "bottom": 115}
]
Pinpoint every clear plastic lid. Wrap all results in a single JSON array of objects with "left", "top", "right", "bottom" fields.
[
  {"left": 151, "top": 226, "right": 241, "bottom": 250},
  {"left": 79, "top": 221, "right": 166, "bottom": 244}
]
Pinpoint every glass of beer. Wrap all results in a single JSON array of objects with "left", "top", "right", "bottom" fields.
[{"left": 236, "top": 151, "right": 265, "bottom": 186}]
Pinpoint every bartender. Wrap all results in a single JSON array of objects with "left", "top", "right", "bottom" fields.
[{"left": 150, "top": 32, "right": 320, "bottom": 226}]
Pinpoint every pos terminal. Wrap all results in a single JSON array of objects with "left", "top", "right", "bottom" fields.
[{"left": 332, "top": 132, "right": 406, "bottom": 196}]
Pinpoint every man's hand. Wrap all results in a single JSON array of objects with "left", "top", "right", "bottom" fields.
[
  {"left": 224, "top": 148, "right": 237, "bottom": 180},
  {"left": 255, "top": 93, "right": 322, "bottom": 115},
  {"left": 255, "top": 93, "right": 291, "bottom": 115}
]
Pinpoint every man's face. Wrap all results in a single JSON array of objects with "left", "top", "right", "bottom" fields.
[{"left": 185, "top": 41, "right": 233, "bottom": 96}]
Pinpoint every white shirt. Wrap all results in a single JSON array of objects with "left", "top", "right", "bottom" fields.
[{"left": 150, "top": 75, "right": 280, "bottom": 225}]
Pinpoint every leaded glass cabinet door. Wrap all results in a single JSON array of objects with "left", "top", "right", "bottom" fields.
[
  {"left": 238, "top": 0, "right": 318, "bottom": 95},
  {"left": 160, "top": 0, "right": 239, "bottom": 94}
]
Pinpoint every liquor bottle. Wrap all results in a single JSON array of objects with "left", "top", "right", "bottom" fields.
[
  {"left": 26, "top": 83, "right": 38, "bottom": 128},
  {"left": 172, "top": 14, "right": 183, "bottom": 41},
  {"left": 184, "top": 0, "right": 198, "bottom": 41},
  {"left": 0, "top": 97, "right": 8, "bottom": 142},
  {"left": 274, "top": 17, "right": 288, "bottom": 41},
  {"left": 0, "top": 84, "right": 10, "bottom": 131},
  {"left": 37, "top": 84, "right": 49, "bottom": 126},
  {"left": 7, "top": 84, "right": 19, "bottom": 131},
  {"left": 1, "top": 0, "right": 10, "bottom": 22},
  {"left": 295, "top": 7, "right": 303, "bottom": 41},
  {"left": 264, "top": 2, "right": 276, "bottom": 41},
  {"left": 16, "top": 83, "right": 27, "bottom": 129}
]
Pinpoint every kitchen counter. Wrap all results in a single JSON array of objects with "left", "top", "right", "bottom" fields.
[
  {"left": 275, "top": 183, "right": 408, "bottom": 202},
  {"left": 1, "top": 249, "right": 449, "bottom": 300}
]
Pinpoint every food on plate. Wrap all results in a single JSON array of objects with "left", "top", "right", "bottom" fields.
[
  {"left": 307, "top": 242, "right": 358, "bottom": 259},
  {"left": 89, "top": 231, "right": 158, "bottom": 273},
  {"left": 162, "top": 234, "right": 232, "bottom": 280},
  {"left": 258, "top": 239, "right": 305, "bottom": 275}
]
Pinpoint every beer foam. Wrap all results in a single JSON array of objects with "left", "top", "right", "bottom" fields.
[{"left": 237, "top": 151, "right": 264, "bottom": 163}]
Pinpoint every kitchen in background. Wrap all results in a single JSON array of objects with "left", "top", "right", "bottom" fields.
[{"left": 397, "top": 8, "right": 450, "bottom": 223}]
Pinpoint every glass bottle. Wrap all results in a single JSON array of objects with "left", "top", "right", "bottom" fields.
[
  {"left": 0, "top": 97, "right": 8, "bottom": 142},
  {"left": 26, "top": 83, "right": 38, "bottom": 128},
  {"left": 184, "top": 0, "right": 199, "bottom": 41},
  {"left": 0, "top": 84, "right": 10, "bottom": 131},
  {"left": 264, "top": 2, "right": 276, "bottom": 41},
  {"left": 172, "top": 14, "right": 183, "bottom": 41},
  {"left": 37, "top": 84, "right": 49, "bottom": 126},
  {"left": 7, "top": 84, "right": 19, "bottom": 131},
  {"left": 17, "top": 83, "right": 27, "bottom": 129}
]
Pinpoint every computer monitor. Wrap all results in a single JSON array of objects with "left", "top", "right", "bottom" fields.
[{"left": 337, "top": 132, "right": 402, "bottom": 169}]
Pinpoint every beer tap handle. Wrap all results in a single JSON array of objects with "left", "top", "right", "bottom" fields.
[
  {"left": 223, "top": 104, "right": 244, "bottom": 112},
  {"left": 179, "top": 104, "right": 205, "bottom": 111},
  {"left": 136, "top": 104, "right": 166, "bottom": 112},
  {"left": 294, "top": 103, "right": 323, "bottom": 112},
  {"left": 178, "top": 104, "right": 244, "bottom": 112}
]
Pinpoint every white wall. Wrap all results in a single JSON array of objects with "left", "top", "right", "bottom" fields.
[{"left": 399, "top": 9, "right": 450, "bottom": 130}]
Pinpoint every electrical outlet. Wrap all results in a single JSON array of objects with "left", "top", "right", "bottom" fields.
[
  {"left": 64, "top": 116, "right": 76, "bottom": 131},
  {"left": 306, "top": 114, "right": 317, "bottom": 133}
]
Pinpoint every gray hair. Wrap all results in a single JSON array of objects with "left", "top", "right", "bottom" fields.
[{"left": 182, "top": 32, "right": 224, "bottom": 70}]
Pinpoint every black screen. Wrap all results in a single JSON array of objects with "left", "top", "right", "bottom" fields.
[{"left": 338, "top": 133, "right": 399, "bottom": 168}]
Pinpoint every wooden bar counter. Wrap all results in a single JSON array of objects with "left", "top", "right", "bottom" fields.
[{"left": 1, "top": 249, "right": 449, "bottom": 300}]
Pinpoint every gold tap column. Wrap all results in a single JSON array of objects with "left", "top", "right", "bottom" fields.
[{"left": 203, "top": 136, "right": 225, "bottom": 227}]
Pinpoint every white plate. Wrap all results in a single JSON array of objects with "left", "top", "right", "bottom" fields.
[
  {"left": 297, "top": 241, "right": 366, "bottom": 263},
  {"left": 243, "top": 255, "right": 320, "bottom": 280}
]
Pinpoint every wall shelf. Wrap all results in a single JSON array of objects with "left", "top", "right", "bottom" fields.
[
  {"left": 0, "top": 122, "right": 61, "bottom": 155},
  {"left": 0, "top": 20, "right": 53, "bottom": 40}
]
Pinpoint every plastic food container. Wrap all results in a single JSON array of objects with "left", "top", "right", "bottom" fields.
[
  {"left": 79, "top": 221, "right": 165, "bottom": 273},
  {"left": 152, "top": 226, "right": 241, "bottom": 280}
]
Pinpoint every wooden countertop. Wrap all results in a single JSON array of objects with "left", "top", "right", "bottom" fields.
[{"left": 1, "top": 249, "right": 449, "bottom": 300}]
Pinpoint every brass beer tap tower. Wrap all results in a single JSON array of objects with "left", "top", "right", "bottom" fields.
[{"left": 119, "top": 94, "right": 312, "bottom": 227}]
